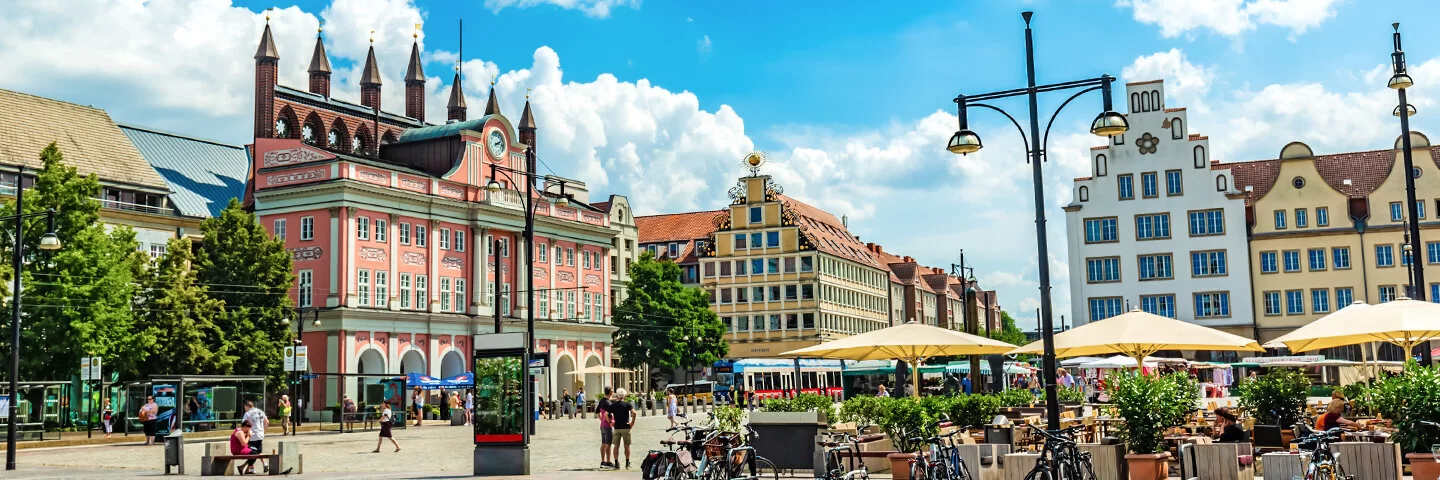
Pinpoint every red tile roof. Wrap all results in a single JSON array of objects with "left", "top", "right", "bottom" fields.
[
  {"left": 1164, "top": 107, "right": 1186, "bottom": 113},
  {"left": 1222, "top": 146, "right": 1440, "bottom": 204},
  {"left": 779, "top": 195, "right": 881, "bottom": 267},
  {"left": 1220, "top": 159, "right": 1278, "bottom": 206},
  {"left": 590, "top": 201, "right": 611, "bottom": 212},
  {"left": 635, "top": 210, "right": 724, "bottom": 244}
]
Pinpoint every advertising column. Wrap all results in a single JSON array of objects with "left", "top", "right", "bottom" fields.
[{"left": 472, "top": 332, "right": 528, "bottom": 476}]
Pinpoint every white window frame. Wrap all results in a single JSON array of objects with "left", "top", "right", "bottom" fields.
[
  {"left": 375, "top": 219, "right": 387, "bottom": 243},
  {"left": 501, "top": 283, "right": 512, "bottom": 316},
  {"left": 357, "top": 269, "right": 371, "bottom": 306},
  {"left": 375, "top": 270, "right": 389, "bottom": 308},
  {"left": 454, "top": 279, "right": 466, "bottom": 314},
  {"left": 440, "top": 227, "right": 451, "bottom": 250},
  {"left": 455, "top": 229, "right": 465, "bottom": 252},
  {"left": 399, "top": 223, "right": 410, "bottom": 244},
  {"left": 416, "top": 275, "right": 428, "bottom": 309},
  {"left": 416, "top": 225, "right": 427, "bottom": 247},
  {"left": 538, "top": 243, "right": 548, "bottom": 263},
  {"left": 274, "top": 218, "right": 288, "bottom": 241},
  {"left": 440, "top": 277, "right": 452, "bottom": 312},
  {"left": 567, "top": 248, "right": 575, "bottom": 266},
  {"left": 300, "top": 216, "right": 314, "bottom": 241},
  {"left": 358, "top": 217, "right": 370, "bottom": 240},
  {"left": 399, "top": 273, "right": 412, "bottom": 309},
  {"left": 298, "top": 269, "right": 313, "bottom": 307}
]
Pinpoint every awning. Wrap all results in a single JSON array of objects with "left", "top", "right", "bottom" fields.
[{"left": 406, "top": 372, "right": 473, "bottom": 388}]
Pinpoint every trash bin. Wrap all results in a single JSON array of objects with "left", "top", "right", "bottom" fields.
[{"left": 163, "top": 432, "right": 184, "bottom": 475}]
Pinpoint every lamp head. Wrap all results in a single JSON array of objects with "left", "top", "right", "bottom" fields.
[
  {"left": 38, "top": 232, "right": 61, "bottom": 251},
  {"left": 485, "top": 179, "right": 503, "bottom": 194},
  {"left": 1090, "top": 111, "right": 1129, "bottom": 137},
  {"left": 554, "top": 195, "right": 571, "bottom": 208},
  {"left": 1389, "top": 72, "right": 1414, "bottom": 90},
  {"left": 947, "top": 129, "right": 983, "bottom": 155},
  {"left": 1395, "top": 104, "right": 1418, "bottom": 117}
]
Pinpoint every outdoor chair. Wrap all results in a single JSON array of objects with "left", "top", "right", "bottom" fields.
[
  {"left": 1179, "top": 442, "right": 1255, "bottom": 480},
  {"left": 1250, "top": 425, "right": 1285, "bottom": 454}
]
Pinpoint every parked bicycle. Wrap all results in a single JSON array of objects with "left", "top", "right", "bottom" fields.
[
  {"left": 817, "top": 422, "right": 880, "bottom": 480},
  {"left": 907, "top": 417, "right": 974, "bottom": 480},
  {"left": 642, "top": 413, "right": 779, "bottom": 480},
  {"left": 1021, "top": 424, "right": 1097, "bottom": 480},
  {"left": 1294, "top": 426, "right": 1352, "bottom": 480}
]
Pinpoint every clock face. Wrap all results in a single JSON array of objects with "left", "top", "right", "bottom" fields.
[{"left": 487, "top": 130, "right": 506, "bottom": 159}]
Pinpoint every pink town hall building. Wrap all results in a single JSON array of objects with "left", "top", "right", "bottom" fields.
[{"left": 246, "top": 23, "right": 625, "bottom": 413}]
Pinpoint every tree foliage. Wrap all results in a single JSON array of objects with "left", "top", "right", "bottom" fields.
[
  {"left": 2, "top": 143, "right": 148, "bottom": 380},
  {"left": 987, "top": 310, "right": 1028, "bottom": 348},
  {"left": 611, "top": 251, "right": 727, "bottom": 373},
  {"left": 193, "top": 198, "right": 295, "bottom": 393},
  {"left": 137, "top": 237, "right": 235, "bottom": 376}
]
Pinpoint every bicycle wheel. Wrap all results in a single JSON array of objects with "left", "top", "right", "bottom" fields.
[
  {"left": 926, "top": 462, "right": 952, "bottom": 480},
  {"left": 1022, "top": 464, "right": 1053, "bottom": 480},
  {"left": 952, "top": 456, "right": 972, "bottom": 480},
  {"left": 752, "top": 456, "right": 780, "bottom": 480}
]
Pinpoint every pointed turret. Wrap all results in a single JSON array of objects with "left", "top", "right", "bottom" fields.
[
  {"left": 518, "top": 97, "right": 536, "bottom": 149},
  {"left": 404, "top": 41, "right": 426, "bottom": 122},
  {"left": 483, "top": 82, "right": 501, "bottom": 116},
  {"left": 254, "top": 23, "right": 280, "bottom": 61},
  {"left": 359, "top": 44, "right": 382, "bottom": 110},
  {"left": 307, "top": 32, "right": 332, "bottom": 97},
  {"left": 254, "top": 19, "right": 280, "bottom": 140},
  {"left": 447, "top": 71, "right": 467, "bottom": 122}
]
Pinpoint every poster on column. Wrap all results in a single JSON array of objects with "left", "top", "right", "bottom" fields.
[{"left": 152, "top": 384, "right": 177, "bottom": 436}]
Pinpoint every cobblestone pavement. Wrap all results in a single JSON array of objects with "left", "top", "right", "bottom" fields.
[{"left": 11, "top": 413, "right": 689, "bottom": 478}]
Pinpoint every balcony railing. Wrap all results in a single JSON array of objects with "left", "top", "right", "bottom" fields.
[
  {"left": 483, "top": 188, "right": 525, "bottom": 211},
  {"left": 0, "top": 186, "right": 173, "bottom": 216}
]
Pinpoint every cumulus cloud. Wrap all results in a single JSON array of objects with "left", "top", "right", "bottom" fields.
[
  {"left": 1116, "top": 0, "right": 1340, "bottom": 39},
  {"left": 1122, "top": 49, "right": 1215, "bottom": 111},
  {"left": 483, "top": 0, "right": 639, "bottom": 18}
]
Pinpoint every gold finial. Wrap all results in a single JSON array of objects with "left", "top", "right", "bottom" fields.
[
  {"left": 414, "top": 23, "right": 421, "bottom": 39},
  {"left": 369, "top": 29, "right": 375, "bottom": 43},
  {"left": 526, "top": 88, "right": 532, "bottom": 100},
  {"left": 264, "top": 7, "right": 271, "bottom": 23},
  {"left": 490, "top": 74, "right": 496, "bottom": 86},
  {"left": 455, "top": 60, "right": 461, "bottom": 73},
  {"left": 317, "top": 19, "right": 323, "bottom": 34}
]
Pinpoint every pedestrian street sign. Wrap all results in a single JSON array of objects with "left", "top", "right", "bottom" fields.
[
  {"left": 284, "top": 346, "right": 309, "bottom": 371},
  {"left": 79, "top": 356, "right": 101, "bottom": 381}
]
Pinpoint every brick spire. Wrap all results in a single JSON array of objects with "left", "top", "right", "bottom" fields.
[
  {"left": 359, "top": 42, "right": 382, "bottom": 110},
  {"left": 447, "top": 68, "right": 467, "bottom": 122},
  {"left": 254, "top": 18, "right": 280, "bottom": 140},
  {"left": 483, "top": 79, "right": 501, "bottom": 116},
  {"left": 404, "top": 40, "right": 425, "bottom": 121},
  {"left": 518, "top": 96, "right": 536, "bottom": 149},
  {"left": 307, "top": 32, "right": 332, "bottom": 97}
]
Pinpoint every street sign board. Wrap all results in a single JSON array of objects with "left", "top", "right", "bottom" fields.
[
  {"left": 285, "top": 346, "right": 309, "bottom": 371},
  {"left": 90, "top": 357, "right": 102, "bottom": 382},
  {"left": 79, "top": 356, "right": 101, "bottom": 381}
]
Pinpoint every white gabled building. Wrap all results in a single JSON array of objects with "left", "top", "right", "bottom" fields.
[{"left": 1063, "top": 80, "right": 1256, "bottom": 352}]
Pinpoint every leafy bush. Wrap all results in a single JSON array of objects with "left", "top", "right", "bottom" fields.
[
  {"left": 946, "top": 394, "right": 1002, "bottom": 429},
  {"left": 1058, "top": 386, "right": 1086, "bottom": 403},
  {"left": 1370, "top": 363, "right": 1440, "bottom": 453},
  {"left": 996, "top": 388, "right": 1037, "bottom": 407},
  {"left": 760, "top": 393, "right": 834, "bottom": 416},
  {"left": 837, "top": 395, "right": 894, "bottom": 430},
  {"left": 1236, "top": 368, "right": 1310, "bottom": 427},
  {"left": 1342, "top": 383, "right": 1373, "bottom": 416},
  {"left": 1307, "top": 385, "right": 1335, "bottom": 397},
  {"left": 1106, "top": 370, "right": 1199, "bottom": 454},
  {"left": 874, "top": 397, "right": 935, "bottom": 453},
  {"left": 711, "top": 405, "right": 747, "bottom": 434}
]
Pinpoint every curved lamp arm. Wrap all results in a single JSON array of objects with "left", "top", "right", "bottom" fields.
[
  {"left": 968, "top": 103, "right": 1031, "bottom": 156},
  {"left": 1040, "top": 85, "right": 1103, "bottom": 160}
]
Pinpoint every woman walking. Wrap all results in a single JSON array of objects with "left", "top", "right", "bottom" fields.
[
  {"left": 278, "top": 395, "right": 292, "bottom": 435},
  {"left": 411, "top": 386, "right": 425, "bottom": 427},
  {"left": 101, "top": 399, "right": 115, "bottom": 439},
  {"left": 665, "top": 388, "right": 678, "bottom": 428},
  {"left": 373, "top": 400, "right": 400, "bottom": 453},
  {"left": 464, "top": 389, "right": 474, "bottom": 425}
]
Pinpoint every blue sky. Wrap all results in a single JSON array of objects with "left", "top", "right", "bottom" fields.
[{"left": 3, "top": 0, "right": 1439, "bottom": 331}]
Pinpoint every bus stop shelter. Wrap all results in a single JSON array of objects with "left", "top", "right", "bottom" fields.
[{"left": 123, "top": 375, "right": 266, "bottom": 436}]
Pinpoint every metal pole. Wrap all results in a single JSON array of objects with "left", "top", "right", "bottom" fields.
[
  {"left": 6, "top": 165, "right": 23, "bottom": 470},
  {"left": 493, "top": 238, "right": 502, "bottom": 333},
  {"left": 524, "top": 146, "right": 537, "bottom": 436},
  {"left": 1394, "top": 24, "right": 1430, "bottom": 365},
  {"left": 1020, "top": 12, "right": 1062, "bottom": 432}
]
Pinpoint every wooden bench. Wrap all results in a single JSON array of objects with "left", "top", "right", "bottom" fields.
[{"left": 200, "top": 454, "right": 280, "bottom": 476}]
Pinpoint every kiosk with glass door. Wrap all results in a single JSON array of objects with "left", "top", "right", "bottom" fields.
[{"left": 473, "top": 332, "right": 528, "bottom": 476}]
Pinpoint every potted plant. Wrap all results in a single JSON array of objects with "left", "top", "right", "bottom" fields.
[
  {"left": 1058, "top": 386, "right": 1087, "bottom": 406},
  {"left": 1370, "top": 363, "right": 1440, "bottom": 479},
  {"left": 1236, "top": 368, "right": 1309, "bottom": 444},
  {"left": 1106, "top": 370, "right": 1198, "bottom": 480},
  {"left": 750, "top": 393, "right": 834, "bottom": 470},
  {"left": 874, "top": 397, "right": 934, "bottom": 480}
]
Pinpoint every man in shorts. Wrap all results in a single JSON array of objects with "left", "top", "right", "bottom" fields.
[
  {"left": 597, "top": 386, "right": 615, "bottom": 469},
  {"left": 606, "top": 388, "right": 637, "bottom": 469}
]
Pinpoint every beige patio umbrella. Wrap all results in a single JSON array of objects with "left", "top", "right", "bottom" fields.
[
  {"left": 1008, "top": 308, "right": 1264, "bottom": 370},
  {"left": 1267, "top": 299, "right": 1440, "bottom": 353},
  {"left": 778, "top": 320, "right": 1016, "bottom": 398},
  {"left": 566, "top": 365, "right": 632, "bottom": 375}
]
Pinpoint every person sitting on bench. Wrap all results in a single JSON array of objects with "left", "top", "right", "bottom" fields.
[{"left": 230, "top": 419, "right": 258, "bottom": 475}]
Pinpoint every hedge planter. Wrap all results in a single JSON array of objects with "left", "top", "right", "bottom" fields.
[
  {"left": 887, "top": 452, "right": 917, "bottom": 480},
  {"left": 1409, "top": 453, "right": 1440, "bottom": 480},
  {"left": 749, "top": 411, "right": 827, "bottom": 470},
  {"left": 1124, "top": 453, "right": 1168, "bottom": 480}
]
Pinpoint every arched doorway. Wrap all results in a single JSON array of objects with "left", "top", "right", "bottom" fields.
[
  {"left": 440, "top": 350, "right": 465, "bottom": 379},
  {"left": 356, "top": 349, "right": 386, "bottom": 406},
  {"left": 554, "top": 354, "right": 576, "bottom": 401},
  {"left": 400, "top": 350, "right": 426, "bottom": 375},
  {"left": 583, "top": 355, "right": 603, "bottom": 399}
]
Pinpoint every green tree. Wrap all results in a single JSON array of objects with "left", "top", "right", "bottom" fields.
[
  {"left": 1, "top": 143, "right": 148, "bottom": 380},
  {"left": 987, "top": 310, "right": 1028, "bottom": 347},
  {"left": 611, "top": 252, "right": 727, "bottom": 374},
  {"left": 137, "top": 237, "right": 235, "bottom": 376},
  {"left": 193, "top": 198, "right": 294, "bottom": 393}
]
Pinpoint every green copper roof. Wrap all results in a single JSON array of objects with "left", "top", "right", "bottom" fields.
[{"left": 396, "top": 116, "right": 497, "bottom": 143}]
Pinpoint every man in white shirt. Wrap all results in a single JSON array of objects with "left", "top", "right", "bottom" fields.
[{"left": 241, "top": 400, "right": 268, "bottom": 474}]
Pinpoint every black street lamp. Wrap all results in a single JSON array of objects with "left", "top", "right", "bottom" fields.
[
  {"left": 5, "top": 164, "right": 63, "bottom": 471},
  {"left": 485, "top": 146, "right": 572, "bottom": 435},
  {"left": 281, "top": 307, "right": 320, "bottom": 436},
  {"left": 945, "top": 11, "right": 1127, "bottom": 432},
  {"left": 1389, "top": 22, "right": 1430, "bottom": 365}
]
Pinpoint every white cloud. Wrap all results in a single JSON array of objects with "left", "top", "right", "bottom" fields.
[
  {"left": 697, "top": 35, "right": 712, "bottom": 55},
  {"left": 1121, "top": 48, "right": 1215, "bottom": 111},
  {"left": 483, "top": 0, "right": 639, "bottom": 18},
  {"left": 1117, "top": 0, "right": 1340, "bottom": 39}
]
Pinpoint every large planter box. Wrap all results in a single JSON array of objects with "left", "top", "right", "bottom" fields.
[
  {"left": 1408, "top": 453, "right": 1440, "bottom": 480},
  {"left": 1078, "top": 443, "right": 1127, "bottom": 480},
  {"left": 749, "top": 411, "right": 827, "bottom": 470}
]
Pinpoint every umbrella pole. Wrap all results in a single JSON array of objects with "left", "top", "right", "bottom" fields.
[{"left": 912, "top": 357, "right": 923, "bottom": 399}]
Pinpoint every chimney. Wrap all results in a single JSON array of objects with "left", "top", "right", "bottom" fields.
[
  {"left": 842, "top": 214, "right": 848, "bottom": 228},
  {"left": 903, "top": 256, "right": 914, "bottom": 263}
]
